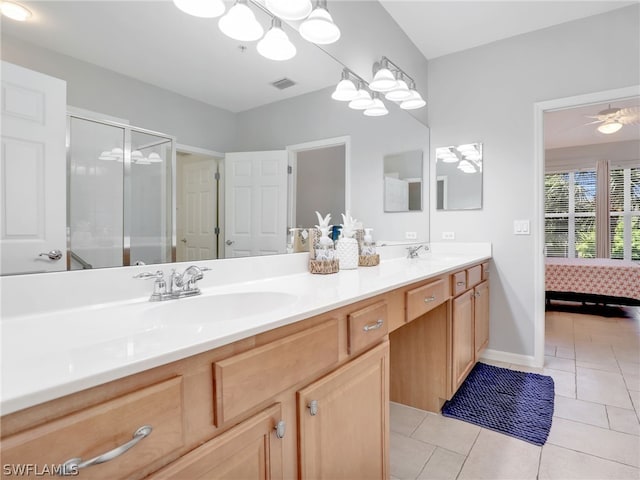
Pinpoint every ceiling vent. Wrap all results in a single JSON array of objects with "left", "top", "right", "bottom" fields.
[{"left": 271, "top": 78, "right": 296, "bottom": 90}]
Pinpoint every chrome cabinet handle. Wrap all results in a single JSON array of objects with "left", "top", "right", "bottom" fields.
[
  {"left": 308, "top": 400, "right": 318, "bottom": 416},
  {"left": 225, "top": 240, "right": 234, "bottom": 245},
  {"left": 475, "top": 291, "right": 481, "bottom": 298},
  {"left": 60, "top": 425, "right": 152, "bottom": 475},
  {"left": 424, "top": 295, "right": 436, "bottom": 303},
  {"left": 38, "top": 249, "right": 62, "bottom": 261},
  {"left": 456, "top": 281, "right": 465, "bottom": 287},
  {"left": 274, "top": 420, "right": 286, "bottom": 439},
  {"left": 363, "top": 319, "right": 384, "bottom": 332}
]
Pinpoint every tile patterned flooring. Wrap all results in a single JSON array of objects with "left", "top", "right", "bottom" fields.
[{"left": 390, "top": 304, "right": 640, "bottom": 479}]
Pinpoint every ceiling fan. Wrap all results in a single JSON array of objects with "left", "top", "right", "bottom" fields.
[{"left": 585, "top": 104, "right": 640, "bottom": 134}]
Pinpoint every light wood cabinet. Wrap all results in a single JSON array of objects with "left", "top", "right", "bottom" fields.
[
  {"left": 148, "top": 404, "right": 284, "bottom": 480},
  {"left": 452, "top": 290, "right": 475, "bottom": 391},
  {"left": 474, "top": 280, "right": 490, "bottom": 356},
  {"left": 297, "top": 342, "right": 389, "bottom": 480}
]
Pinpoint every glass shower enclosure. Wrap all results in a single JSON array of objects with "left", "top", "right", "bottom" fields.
[{"left": 67, "top": 115, "right": 175, "bottom": 270}]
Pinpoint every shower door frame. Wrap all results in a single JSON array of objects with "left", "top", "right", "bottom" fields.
[{"left": 66, "top": 113, "right": 177, "bottom": 269}]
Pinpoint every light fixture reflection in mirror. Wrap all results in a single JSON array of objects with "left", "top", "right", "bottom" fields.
[
  {"left": 383, "top": 150, "right": 423, "bottom": 212},
  {"left": 435, "top": 143, "right": 483, "bottom": 210}
]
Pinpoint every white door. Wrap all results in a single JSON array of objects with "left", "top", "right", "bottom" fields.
[
  {"left": 0, "top": 62, "right": 67, "bottom": 275},
  {"left": 224, "top": 150, "right": 287, "bottom": 258},
  {"left": 178, "top": 157, "right": 218, "bottom": 261}
]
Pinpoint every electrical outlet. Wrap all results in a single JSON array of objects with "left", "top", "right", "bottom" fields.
[
  {"left": 442, "top": 232, "right": 455, "bottom": 240},
  {"left": 405, "top": 231, "right": 417, "bottom": 240}
]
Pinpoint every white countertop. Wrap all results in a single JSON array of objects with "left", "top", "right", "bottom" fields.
[{"left": 0, "top": 243, "right": 490, "bottom": 415}]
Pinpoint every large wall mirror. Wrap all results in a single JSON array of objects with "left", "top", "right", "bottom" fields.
[
  {"left": 435, "top": 143, "right": 483, "bottom": 210},
  {"left": 1, "top": 1, "right": 430, "bottom": 275}
]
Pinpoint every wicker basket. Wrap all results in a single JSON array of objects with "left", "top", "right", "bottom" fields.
[
  {"left": 358, "top": 254, "right": 380, "bottom": 267},
  {"left": 309, "top": 259, "right": 339, "bottom": 274}
]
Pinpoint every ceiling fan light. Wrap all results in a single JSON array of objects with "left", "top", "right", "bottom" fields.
[
  {"left": 299, "top": 4, "right": 340, "bottom": 45},
  {"left": 266, "top": 0, "right": 312, "bottom": 20},
  {"left": 219, "top": 1, "right": 264, "bottom": 42},
  {"left": 348, "top": 89, "right": 374, "bottom": 110},
  {"left": 173, "top": 0, "right": 225, "bottom": 18},
  {"left": 384, "top": 79, "right": 411, "bottom": 102},
  {"left": 400, "top": 90, "right": 426, "bottom": 110},
  {"left": 369, "top": 68, "right": 397, "bottom": 92},
  {"left": 597, "top": 120, "right": 623, "bottom": 134},
  {"left": 364, "top": 98, "right": 388, "bottom": 117},
  {"left": 257, "top": 19, "right": 296, "bottom": 61},
  {"left": 0, "top": 1, "right": 31, "bottom": 21}
]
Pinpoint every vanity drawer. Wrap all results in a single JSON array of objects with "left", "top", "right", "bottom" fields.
[
  {"left": 482, "top": 262, "right": 490, "bottom": 281},
  {"left": 213, "top": 319, "right": 339, "bottom": 426},
  {"left": 348, "top": 301, "right": 388, "bottom": 354},
  {"left": 406, "top": 278, "right": 449, "bottom": 322},
  {"left": 467, "top": 265, "right": 482, "bottom": 288},
  {"left": 1, "top": 377, "right": 184, "bottom": 480},
  {"left": 452, "top": 271, "right": 467, "bottom": 296}
]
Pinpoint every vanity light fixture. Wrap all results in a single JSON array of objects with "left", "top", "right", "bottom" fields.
[
  {"left": 331, "top": 69, "right": 358, "bottom": 101},
  {"left": 348, "top": 81, "right": 375, "bottom": 110},
  {"left": 363, "top": 93, "right": 389, "bottom": 117},
  {"left": 457, "top": 160, "right": 477, "bottom": 173},
  {"left": 384, "top": 73, "right": 411, "bottom": 102},
  {"left": 299, "top": 0, "right": 340, "bottom": 45},
  {"left": 219, "top": 0, "right": 264, "bottom": 42},
  {"left": 173, "top": 0, "right": 225, "bottom": 18},
  {"left": 400, "top": 80, "right": 426, "bottom": 110},
  {"left": 369, "top": 58, "right": 398, "bottom": 92},
  {"left": 597, "top": 119, "right": 623, "bottom": 134},
  {"left": 0, "top": 1, "right": 31, "bottom": 21},
  {"left": 257, "top": 17, "right": 296, "bottom": 61},
  {"left": 438, "top": 149, "right": 459, "bottom": 163},
  {"left": 265, "top": 0, "right": 312, "bottom": 21}
]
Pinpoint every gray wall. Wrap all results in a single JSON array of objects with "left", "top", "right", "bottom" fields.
[
  {"left": 295, "top": 145, "right": 345, "bottom": 228},
  {"left": 428, "top": 5, "right": 640, "bottom": 358},
  {"left": 1, "top": 36, "right": 238, "bottom": 152}
]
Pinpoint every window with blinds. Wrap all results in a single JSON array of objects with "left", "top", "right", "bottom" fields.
[
  {"left": 544, "top": 170, "right": 596, "bottom": 258},
  {"left": 610, "top": 167, "right": 640, "bottom": 260}
]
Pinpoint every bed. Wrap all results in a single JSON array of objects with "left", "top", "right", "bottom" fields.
[{"left": 545, "top": 258, "right": 640, "bottom": 306}]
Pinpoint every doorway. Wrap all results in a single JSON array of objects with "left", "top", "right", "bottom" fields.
[{"left": 533, "top": 85, "right": 640, "bottom": 366}]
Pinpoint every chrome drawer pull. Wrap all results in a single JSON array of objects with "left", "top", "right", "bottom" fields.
[
  {"left": 60, "top": 425, "right": 152, "bottom": 475},
  {"left": 424, "top": 295, "right": 436, "bottom": 303},
  {"left": 308, "top": 400, "right": 319, "bottom": 416},
  {"left": 363, "top": 319, "right": 384, "bottom": 332},
  {"left": 475, "top": 292, "right": 481, "bottom": 298},
  {"left": 456, "top": 281, "right": 465, "bottom": 287},
  {"left": 274, "top": 420, "right": 286, "bottom": 439}
]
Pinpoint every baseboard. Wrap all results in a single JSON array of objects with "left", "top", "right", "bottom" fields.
[{"left": 480, "top": 349, "right": 541, "bottom": 369}]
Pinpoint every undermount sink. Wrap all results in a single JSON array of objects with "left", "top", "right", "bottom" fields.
[{"left": 144, "top": 291, "right": 298, "bottom": 325}]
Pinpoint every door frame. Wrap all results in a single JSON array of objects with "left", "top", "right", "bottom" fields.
[
  {"left": 286, "top": 135, "right": 351, "bottom": 229},
  {"left": 532, "top": 84, "right": 640, "bottom": 367}
]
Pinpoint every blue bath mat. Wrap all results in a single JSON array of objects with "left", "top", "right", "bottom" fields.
[{"left": 442, "top": 362, "right": 555, "bottom": 446}]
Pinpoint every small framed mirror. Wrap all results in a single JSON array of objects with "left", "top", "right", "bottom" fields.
[
  {"left": 383, "top": 150, "right": 423, "bottom": 212},
  {"left": 435, "top": 143, "right": 483, "bottom": 210}
]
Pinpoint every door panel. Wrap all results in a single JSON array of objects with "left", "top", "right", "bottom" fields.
[{"left": 1, "top": 62, "right": 66, "bottom": 274}]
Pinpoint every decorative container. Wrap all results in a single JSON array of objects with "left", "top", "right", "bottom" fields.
[
  {"left": 309, "top": 259, "right": 340, "bottom": 274},
  {"left": 336, "top": 237, "right": 359, "bottom": 269},
  {"left": 359, "top": 254, "right": 380, "bottom": 267}
]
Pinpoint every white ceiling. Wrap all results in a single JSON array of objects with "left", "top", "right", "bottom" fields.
[{"left": 379, "top": 0, "right": 637, "bottom": 60}]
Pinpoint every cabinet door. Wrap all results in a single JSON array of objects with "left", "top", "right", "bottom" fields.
[
  {"left": 297, "top": 342, "right": 389, "bottom": 480},
  {"left": 149, "top": 404, "right": 284, "bottom": 480},
  {"left": 452, "top": 291, "right": 475, "bottom": 391},
  {"left": 474, "top": 281, "right": 490, "bottom": 357}
]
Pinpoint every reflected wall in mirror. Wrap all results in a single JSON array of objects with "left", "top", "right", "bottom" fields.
[
  {"left": 383, "top": 150, "right": 423, "bottom": 212},
  {"left": 435, "top": 143, "right": 483, "bottom": 210},
  {"left": 0, "top": 1, "right": 430, "bottom": 275}
]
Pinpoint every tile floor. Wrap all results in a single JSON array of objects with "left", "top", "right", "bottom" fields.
[{"left": 390, "top": 304, "right": 640, "bottom": 479}]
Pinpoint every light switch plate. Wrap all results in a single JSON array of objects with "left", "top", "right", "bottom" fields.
[
  {"left": 405, "top": 231, "right": 417, "bottom": 240},
  {"left": 442, "top": 231, "right": 455, "bottom": 240},
  {"left": 513, "top": 220, "right": 530, "bottom": 235}
]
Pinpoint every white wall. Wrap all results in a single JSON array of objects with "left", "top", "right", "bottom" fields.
[{"left": 428, "top": 5, "right": 640, "bottom": 359}]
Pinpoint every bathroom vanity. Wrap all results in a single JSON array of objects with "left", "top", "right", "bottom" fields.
[{"left": 0, "top": 246, "right": 490, "bottom": 479}]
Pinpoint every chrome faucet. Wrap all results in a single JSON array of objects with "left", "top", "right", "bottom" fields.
[
  {"left": 135, "top": 265, "right": 210, "bottom": 301},
  {"left": 406, "top": 244, "right": 429, "bottom": 259}
]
